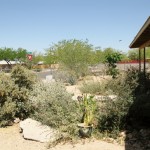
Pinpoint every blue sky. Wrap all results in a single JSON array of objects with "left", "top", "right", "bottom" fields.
[{"left": 0, "top": 0, "right": 150, "bottom": 53}]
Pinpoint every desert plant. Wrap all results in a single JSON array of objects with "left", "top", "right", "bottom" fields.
[
  {"left": 79, "top": 81, "right": 107, "bottom": 95},
  {"left": 29, "top": 81, "right": 81, "bottom": 137},
  {"left": 104, "top": 51, "right": 122, "bottom": 78},
  {"left": 97, "top": 72, "right": 134, "bottom": 136},
  {"left": 0, "top": 73, "right": 17, "bottom": 126},
  {"left": 126, "top": 68, "right": 150, "bottom": 126},
  {"left": 10, "top": 65, "right": 37, "bottom": 118},
  {"left": 47, "top": 39, "right": 93, "bottom": 78},
  {"left": 0, "top": 66, "right": 37, "bottom": 126},
  {"left": 11, "top": 65, "right": 37, "bottom": 89},
  {"left": 79, "top": 95, "right": 97, "bottom": 126},
  {"left": 53, "top": 69, "right": 77, "bottom": 85}
]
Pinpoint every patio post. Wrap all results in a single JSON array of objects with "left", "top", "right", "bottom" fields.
[
  {"left": 143, "top": 47, "right": 146, "bottom": 76},
  {"left": 139, "top": 48, "right": 141, "bottom": 72}
]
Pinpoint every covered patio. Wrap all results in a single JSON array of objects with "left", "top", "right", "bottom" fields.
[{"left": 129, "top": 16, "right": 150, "bottom": 74}]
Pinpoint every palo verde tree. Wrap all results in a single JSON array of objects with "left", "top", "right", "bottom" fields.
[
  {"left": 90, "top": 47, "right": 104, "bottom": 64},
  {"left": 47, "top": 39, "right": 94, "bottom": 77},
  {"left": 44, "top": 48, "right": 57, "bottom": 67}
]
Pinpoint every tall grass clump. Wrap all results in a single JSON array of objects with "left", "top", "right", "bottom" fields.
[{"left": 29, "top": 81, "right": 82, "bottom": 138}]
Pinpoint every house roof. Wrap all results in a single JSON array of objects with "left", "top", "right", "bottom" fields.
[
  {"left": 0, "top": 60, "right": 20, "bottom": 65},
  {"left": 129, "top": 16, "right": 150, "bottom": 48}
]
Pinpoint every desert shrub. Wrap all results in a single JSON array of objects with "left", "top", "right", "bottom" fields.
[
  {"left": 97, "top": 67, "right": 150, "bottom": 136},
  {"left": 79, "top": 81, "right": 107, "bottom": 95},
  {"left": 10, "top": 65, "right": 37, "bottom": 118},
  {"left": 127, "top": 68, "right": 150, "bottom": 126},
  {"left": 53, "top": 70, "right": 77, "bottom": 85},
  {"left": 97, "top": 72, "right": 134, "bottom": 137},
  {"left": 98, "top": 96, "right": 133, "bottom": 137},
  {"left": 11, "top": 65, "right": 37, "bottom": 89},
  {"left": 0, "top": 73, "right": 17, "bottom": 126},
  {"left": 0, "top": 66, "right": 36, "bottom": 126},
  {"left": 29, "top": 81, "right": 82, "bottom": 137}
]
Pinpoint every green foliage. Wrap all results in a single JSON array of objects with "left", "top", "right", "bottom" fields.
[
  {"left": 10, "top": 65, "right": 37, "bottom": 118},
  {"left": 79, "top": 81, "right": 106, "bottom": 95},
  {"left": 97, "top": 72, "right": 134, "bottom": 136},
  {"left": 16, "top": 48, "right": 27, "bottom": 62},
  {"left": 0, "top": 66, "right": 36, "bottom": 126},
  {"left": 128, "top": 49, "right": 139, "bottom": 60},
  {"left": 44, "top": 49, "right": 57, "bottom": 65},
  {"left": 0, "top": 47, "right": 27, "bottom": 61},
  {"left": 126, "top": 68, "right": 150, "bottom": 126},
  {"left": 29, "top": 82, "right": 81, "bottom": 137},
  {"left": 11, "top": 65, "right": 37, "bottom": 89},
  {"left": 103, "top": 47, "right": 116, "bottom": 58},
  {"left": 31, "top": 52, "right": 44, "bottom": 65},
  {"left": 53, "top": 69, "right": 77, "bottom": 85},
  {"left": 128, "top": 47, "right": 150, "bottom": 60},
  {"left": 48, "top": 39, "right": 94, "bottom": 77},
  {"left": 0, "top": 74, "right": 17, "bottom": 126},
  {"left": 89, "top": 48, "right": 104, "bottom": 64},
  {"left": 105, "top": 51, "right": 122, "bottom": 78},
  {"left": 97, "top": 68, "right": 150, "bottom": 137},
  {"left": 79, "top": 95, "right": 97, "bottom": 126}
]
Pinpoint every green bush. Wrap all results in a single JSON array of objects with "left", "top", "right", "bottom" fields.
[
  {"left": 53, "top": 69, "right": 77, "bottom": 85},
  {"left": 104, "top": 51, "right": 122, "bottom": 78},
  {"left": 29, "top": 82, "right": 82, "bottom": 137},
  {"left": 127, "top": 68, "right": 150, "bottom": 126},
  {"left": 11, "top": 65, "right": 37, "bottom": 89},
  {"left": 97, "top": 72, "right": 134, "bottom": 136},
  {"left": 0, "top": 65, "right": 36, "bottom": 126},
  {"left": 97, "top": 67, "right": 150, "bottom": 136},
  {"left": 0, "top": 73, "right": 17, "bottom": 126},
  {"left": 79, "top": 81, "right": 107, "bottom": 95}
]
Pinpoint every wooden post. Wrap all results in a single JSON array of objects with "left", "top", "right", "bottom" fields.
[
  {"left": 139, "top": 48, "right": 141, "bottom": 72},
  {"left": 143, "top": 47, "right": 146, "bottom": 76}
]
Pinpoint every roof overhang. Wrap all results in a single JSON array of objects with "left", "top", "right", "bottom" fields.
[{"left": 129, "top": 16, "right": 150, "bottom": 49}]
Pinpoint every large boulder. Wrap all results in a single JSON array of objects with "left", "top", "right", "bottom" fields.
[{"left": 20, "top": 118, "right": 60, "bottom": 143}]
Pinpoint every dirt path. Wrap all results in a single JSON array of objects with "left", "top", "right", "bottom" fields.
[
  {"left": 0, "top": 124, "right": 46, "bottom": 150},
  {"left": 0, "top": 124, "right": 125, "bottom": 150}
]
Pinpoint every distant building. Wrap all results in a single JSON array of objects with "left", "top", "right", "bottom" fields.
[{"left": 0, "top": 60, "right": 22, "bottom": 70}]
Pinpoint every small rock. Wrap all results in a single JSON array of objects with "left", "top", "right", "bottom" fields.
[
  {"left": 119, "top": 131, "right": 126, "bottom": 137},
  {"left": 14, "top": 118, "right": 21, "bottom": 124}
]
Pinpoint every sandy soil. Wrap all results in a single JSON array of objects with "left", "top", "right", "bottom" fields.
[{"left": 0, "top": 124, "right": 125, "bottom": 150}]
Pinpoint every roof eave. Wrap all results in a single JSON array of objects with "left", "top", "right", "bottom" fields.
[{"left": 129, "top": 16, "right": 150, "bottom": 48}]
